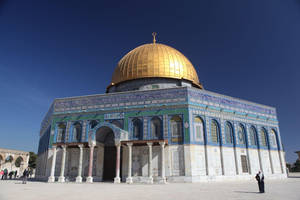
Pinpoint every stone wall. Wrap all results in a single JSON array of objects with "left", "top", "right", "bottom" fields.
[{"left": 0, "top": 148, "right": 29, "bottom": 177}]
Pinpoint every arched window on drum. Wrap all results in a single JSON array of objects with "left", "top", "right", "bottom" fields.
[
  {"left": 210, "top": 120, "right": 220, "bottom": 143},
  {"left": 171, "top": 115, "right": 183, "bottom": 138},
  {"left": 225, "top": 122, "right": 234, "bottom": 144},
  {"left": 132, "top": 118, "right": 143, "bottom": 140},
  {"left": 237, "top": 124, "right": 246, "bottom": 145},
  {"left": 194, "top": 116, "right": 204, "bottom": 142},
  {"left": 151, "top": 117, "right": 162, "bottom": 139},
  {"left": 249, "top": 126, "right": 258, "bottom": 146},
  {"left": 57, "top": 123, "right": 66, "bottom": 143},
  {"left": 72, "top": 122, "right": 82, "bottom": 142}
]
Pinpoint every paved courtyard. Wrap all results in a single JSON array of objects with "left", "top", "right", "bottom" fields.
[{"left": 0, "top": 174, "right": 299, "bottom": 200}]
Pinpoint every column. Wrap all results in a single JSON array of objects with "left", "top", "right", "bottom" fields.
[
  {"left": 126, "top": 143, "right": 133, "bottom": 184},
  {"left": 58, "top": 145, "right": 67, "bottom": 183},
  {"left": 114, "top": 143, "right": 121, "bottom": 183},
  {"left": 48, "top": 146, "right": 57, "bottom": 183},
  {"left": 76, "top": 144, "right": 84, "bottom": 183},
  {"left": 86, "top": 144, "right": 95, "bottom": 183},
  {"left": 147, "top": 142, "right": 153, "bottom": 184},
  {"left": 159, "top": 142, "right": 166, "bottom": 183}
]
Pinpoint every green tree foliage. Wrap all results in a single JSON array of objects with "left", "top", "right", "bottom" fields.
[
  {"left": 28, "top": 152, "right": 37, "bottom": 169},
  {"left": 292, "top": 159, "right": 300, "bottom": 172}
]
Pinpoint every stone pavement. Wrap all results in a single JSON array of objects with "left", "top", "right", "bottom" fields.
[{"left": 0, "top": 174, "right": 299, "bottom": 200}]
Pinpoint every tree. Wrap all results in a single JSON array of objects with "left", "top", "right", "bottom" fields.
[
  {"left": 28, "top": 152, "right": 37, "bottom": 169},
  {"left": 292, "top": 159, "right": 300, "bottom": 172}
]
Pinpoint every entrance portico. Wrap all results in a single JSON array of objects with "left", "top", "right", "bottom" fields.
[{"left": 48, "top": 122, "right": 128, "bottom": 183}]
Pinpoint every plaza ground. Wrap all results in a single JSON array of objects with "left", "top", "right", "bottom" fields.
[{"left": 0, "top": 173, "right": 299, "bottom": 200}]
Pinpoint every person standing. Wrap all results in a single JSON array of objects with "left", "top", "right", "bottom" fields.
[
  {"left": 8, "top": 171, "right": 13, "bottom": 179},
  {"left": 22, "top": 169, "right": 28, "bottom": 184},
  {"left": 3, "top": 169, "right": 8, "bottom": 180},
  {"left": 14, "top": 171, "right": 17, "bottom": 179},
  {"left": 255, "top": 170, "right": 265, "bottom": 193},
  {"left": 0, "top": 170, "right": 4, "bottom": 180}
]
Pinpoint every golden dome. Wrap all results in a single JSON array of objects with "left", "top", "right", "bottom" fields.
[{"left": 109, "top": 42, "right": 203, "bottom": 89}]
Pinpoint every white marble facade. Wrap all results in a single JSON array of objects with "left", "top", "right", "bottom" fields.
[{"left": 36, "top": 141, "right": 286, "bottom": 183}]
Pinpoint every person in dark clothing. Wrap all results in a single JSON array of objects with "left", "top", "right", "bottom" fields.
[
  {"left": 8, "top": 171, "right": 13, "bottom": 179},
  {"left": 22, "top": 169, "right": 28, "bottom": 184},
  {"left": 3, "top": 169, "right": 8, "bottom": 180},
  {"left": 14, "top": 171, "right": 17, "bottom": 179},
  {"left": 255, "top": 171, "right": 265, "bottom": 193}
]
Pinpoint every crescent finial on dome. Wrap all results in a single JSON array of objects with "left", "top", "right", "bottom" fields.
[{"left": 152, "top": 32, "right": 157, "bottom": 44}]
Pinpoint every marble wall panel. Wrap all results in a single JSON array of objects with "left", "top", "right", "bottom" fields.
[
  {"left": 248, "top": 149, "right": 261, "bottom": 175},
  {"left": 190, "top": 145, "right": 206, "bottom": 176},
  {"left": 260, "top": 149, "right": 272, "bottom": 174},
  {"left": 271, "top": 150, "right": 282, "bottom": 174},
  {"left": 206, "top": 146, "right": 222, "bottom": 176},
  {"left": 222, "top": 147, "right": 236, "bottom": 176}
]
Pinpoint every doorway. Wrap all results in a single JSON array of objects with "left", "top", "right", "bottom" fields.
[
  {"left": 96, "top": 126, "right": 122, "bottom": 182},
  {"left": 103, "top": 146, "right": 116, "bottom": 181}
]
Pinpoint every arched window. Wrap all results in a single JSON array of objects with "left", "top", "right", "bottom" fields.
[
  {"left": 72, "top": 122, "right": 82, "bottom": 142},
  {"left": 112, "top": 120, "right": 122, "bottom": 129},
  {"left": 260, "top": 128, "right": 268, "bottom": 147},
  {"left": 90, "top": 120, "right": 98, "bottom": 129},
  {"left": 5, "top": 155, "right": 13, "bottom": 163},
  {"left": 0, "top": 155, "right": 3, "bottom": 167},
  {"left": 249, "top": 126, "right": 258, "bottom": 146},
  {"left": 57, "top": 123, "right": 66, "bottom": 142},
  {"left": 225, "top": 122, "right": 233, "bottom": 144},
  {"left": 151, "top": 117, "right": 162, "bottom": 139},
  {"left": 171, "top": 115, "right": 183, "bottom": 137},
  {"left": 270, "top": 129, "right": 277, "bottom": 147},
  {"left": 132, "top": 118, "right": 143, "bottom": 139},
  {"left": 15, "top": 156, "right": 24, "bottom": 168},
  {"left": 194, "top": 117, "right": 204, "bottom": 141},
  {"left": 238, "top": 124, "right": 246, "bottom": 145},
  {"left": 211, "top": 120, "right": 219, "bottom": 143}
]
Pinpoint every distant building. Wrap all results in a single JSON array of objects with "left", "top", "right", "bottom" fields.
[
  {"left": 36, "top": 35, "right": 287, "bottom": 183},
  {"left": 0, "top": 148, "right": 29, "bottom": 175}
]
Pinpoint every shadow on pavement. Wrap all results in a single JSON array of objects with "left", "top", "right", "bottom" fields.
[{"left": 234, "top": 191, "right": 261, "bottom": 194}]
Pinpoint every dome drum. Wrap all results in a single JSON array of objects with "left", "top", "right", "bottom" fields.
[{"left": 107, "top": 77, "right": 197, "bottom": 93}]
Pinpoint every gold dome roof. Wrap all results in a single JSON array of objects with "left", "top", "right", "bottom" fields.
[{"left": 109, "top": 42, "right": 203, "bottom": 89}]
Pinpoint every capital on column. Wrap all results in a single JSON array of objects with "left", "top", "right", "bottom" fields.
[
  {"left": 159, "top": 141, "right": 165, "bottom": 147},
  {"left": 147, "top": 142, "right": 153, "bottom": 147}
]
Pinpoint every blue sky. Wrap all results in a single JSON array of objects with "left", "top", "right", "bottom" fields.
[{"left": 0, "top": 0, "right": 299, "bottom": 163}]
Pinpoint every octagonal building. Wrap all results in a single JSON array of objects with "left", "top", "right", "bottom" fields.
[{"left": 36, "top": 37, "right": 287, "bottom": 183}]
